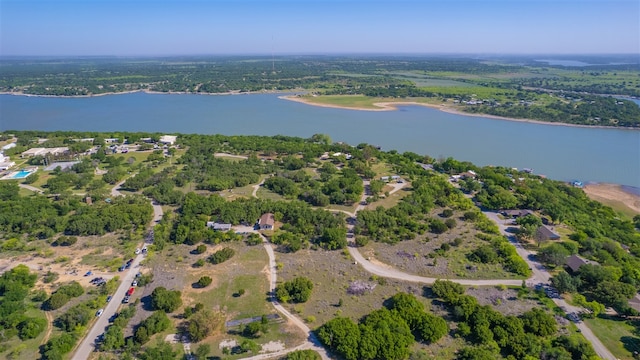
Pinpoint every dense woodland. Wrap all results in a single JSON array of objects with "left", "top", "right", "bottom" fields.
[
  {"left": 0, "top": 131, "right": 639, "bottom": 359},
  {"left": 1, "top": 55, "right": 639, "bottom": 126}
]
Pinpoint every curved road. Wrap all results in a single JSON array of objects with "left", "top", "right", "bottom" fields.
[
  {"left": 344, "top": 179, "right": 615, "bottom": 360},
  {"left": 72, "top": 177, "right": 163, "bottom": 360}
]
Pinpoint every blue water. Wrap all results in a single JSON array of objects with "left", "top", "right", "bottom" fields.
[
  {"left": 10, "top": 170, "right": 32, "bottom": 179},
  {"left": 0, "top": 92, "right": 638, "bottom": 187}
]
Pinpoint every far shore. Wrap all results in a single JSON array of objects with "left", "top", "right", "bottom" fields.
[
  {"left": 280, "top": 95, "right": 639, "bottom": 130},
  {"left": 0, "top": 88, "right": 290, "bottom": 99}
]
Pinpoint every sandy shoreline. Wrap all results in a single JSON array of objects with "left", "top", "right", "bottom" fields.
[
  {"left": 280, "top": 95, "right": 639, "bottom": 130},
  {"left": 583, "top": 183, "right": 640, "bottom": 215}
]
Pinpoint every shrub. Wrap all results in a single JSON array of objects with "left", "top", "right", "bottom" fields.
[
  {"left": 442, "top": 209, "right": 454, "bottom": 218},
  {"left": 193, "top": 258, "right": 205, "bottom": 267},
  {"left": 197, "top": 276, "right": 212, "bottom": 288},
  {"left": 445, "top": 218, "right": 457, "bottom": 229},
  {"left": 194, "top": 244, "right": 207, "bottom": 254},
  {"left": 275, "top": 277, "right": 314, "bottom": 303},
  {"left": 208, "top": 247, "right": 235, "bottom": 264}
]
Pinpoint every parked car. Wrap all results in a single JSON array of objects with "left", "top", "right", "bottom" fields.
[
  {"left": 132, "top": 280, "right": 138, "bottom": 287},
  {"left": 96, "top": 309, "right": 104, "bottom": 317},
  {"left": 135, "top": 248, "right": 141, "bottom": 255},
  {"left": 118, "top": 266, "right": 125, "bottom": 272},
  {"left": 106, "top": 295, "right": 112, "bottom": 303},
  {"left": 84, "top": 271, "right": 92, "bottom": 277}
]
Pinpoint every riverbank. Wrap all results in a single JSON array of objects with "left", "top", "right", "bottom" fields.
[
  {"left": 583, "top": 183, "right": 640, "bottom": 216},
  {"left": 280, "top": 95, "right": 639, "bottom": 130}
]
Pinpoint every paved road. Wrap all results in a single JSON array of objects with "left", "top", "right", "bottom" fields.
[
  {"left": 72, "top": 179, "right": 163, "bottom": 360},
  {"left": 482, "top": 211, "right": 616, "bottom": 360},
  {"left": 346, "top": 179, "right": 617, "bottom": 360},
  {"left": 71, "top": 253, "right": 147, "bottom": 360}
]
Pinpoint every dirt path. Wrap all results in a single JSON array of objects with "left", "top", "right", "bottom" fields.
[
  {"left": 41, "top": 311, "right": 53, "bottom": 346},
  {"left": 214, "top": 152, "right": 248, "bottom": 160},
  {"left": 252, "top": 179, "right": 265, "bottom": 198},
  {"left": 18, "top": 183, "right": 44, "bottom": 194}
]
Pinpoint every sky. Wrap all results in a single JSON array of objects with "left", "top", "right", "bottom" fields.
[{"left": 0, "top": 0, "right": 638, "bottom": 56}]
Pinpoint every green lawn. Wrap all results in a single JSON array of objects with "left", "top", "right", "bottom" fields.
[{"left": 584, "top": 316, "right": 640, "bottom": 360}]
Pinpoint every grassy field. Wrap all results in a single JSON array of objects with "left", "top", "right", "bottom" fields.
[
  {"left": 366, "top": 186, "right": 412, "bottom": 209},
  {"left": 584, "top": 316, "right": 640, "bottom": 360},
  {"left": 145, "top": 241, "right": 306, "bottom": 359},
  {"left": 363, "top": 210, "right": 525, "bottom": 280},
  {"left": 276, "top": 247, "right": 433, "bottom": 326},
  {"left": 298, "top": 95, "right": 441, "bottom": 110}
]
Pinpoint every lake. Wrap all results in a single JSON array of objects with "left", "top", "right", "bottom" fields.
[{"left": 1, "top": 92, "right": 639, "bottom": 187}]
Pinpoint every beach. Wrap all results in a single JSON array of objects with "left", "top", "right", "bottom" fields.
[{"left": 583, "top": 183, "right": 640, "bottom": 215}]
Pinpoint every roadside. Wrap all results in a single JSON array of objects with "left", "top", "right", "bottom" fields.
[{"left": 71, "top": 177, "right": 163, "bottom": 360}]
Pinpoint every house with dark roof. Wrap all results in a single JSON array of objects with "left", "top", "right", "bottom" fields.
[
  {"left": 206, "top": 222, "right": 232, "bottom": 231},
  {"left": 535, "top": 225, "right": 560, "bottom": 241},
  {"left": 258, "top": 213, "right": 275, "bottom": 230},
  {"left": 565, "top": 254, "right": 599, "bottom": 273}
]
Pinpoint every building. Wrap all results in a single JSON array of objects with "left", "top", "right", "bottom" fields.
[
  {"left": 206, "top": 222, "right": 232, "bottom": 231},
  {"left": 159, "top": 135, "right": 177, "bottom": 145},
  {"left": 535, "top": 225, "right": 560, "bottom": 241},
  {"left": 258, "top": 213, "right": 275, "bottom": 230},
  {"left": 565, "top": 254, "right": 599, "bottom": 273},
  {"left": 20, "top": 147, "right": 69, "bottom": 158},
  {"left": 1, "top": 143, "right": 16, "bottom": 151},
  {"left": 0, "top": 161, "right": 15, "bottom": 171},
  {"left": 104, "top": 138, "right": 119, "bottom": 144}
]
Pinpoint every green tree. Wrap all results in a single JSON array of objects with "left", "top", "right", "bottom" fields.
[
  {"left": 358, "top": 308, "right": 414, "bottom": 360},
  {"left": 101, "top": 325, "right": 125, "bottom": 351},
  {"left": 194, "top": 344, "right": 211, "bottom": 360},
  {"left": 188, "top": 309, "right": 217, "bottom": 342},
  {"left": 138, "top": 340, "right": 178, "bottom": 360},
  {"left": 550, "top": 271, "right": 581, "bottom": 293},
  {"left": 316, "top": 317, "right": 361, "bottom": 360},
  {"left": 520, "top": 308, "right": 557, "bottom": 337},
  {"left": 150, "top": 287, "right": 182, "bottom": 313},
  {"left": 275, "top": 277, "right": 314, "bottom": 303}
]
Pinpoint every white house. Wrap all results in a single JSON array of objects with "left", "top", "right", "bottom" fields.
[
  {"left": 1, "top": 143, "right": 16, "bottom": 151},
  {"left": 159, "top": 135, "right": 177, "bottom": 145}
]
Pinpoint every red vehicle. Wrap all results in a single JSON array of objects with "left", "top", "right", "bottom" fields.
[{"left": 126, "top": 287, "right": 135, "bottom": 296}]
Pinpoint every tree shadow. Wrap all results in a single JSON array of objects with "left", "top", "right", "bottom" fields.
[
  {"left": 140, "top": 294, "right": 154, "bottom": 311},
  {"left": 621, "top": 336, "right": 640, "bottom": 357}
]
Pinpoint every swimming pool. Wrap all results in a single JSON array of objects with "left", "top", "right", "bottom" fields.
[{"left": 8, "top": 170, "right": 33, "bottom": 179}]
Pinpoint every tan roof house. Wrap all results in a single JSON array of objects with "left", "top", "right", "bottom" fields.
[{"left": 258, "top": 213, "right": 275, "bottom": 230}]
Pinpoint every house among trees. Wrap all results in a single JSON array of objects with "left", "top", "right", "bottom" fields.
[
  {"left": 535, "top": 225, "right": 560, "bottom": 242},
  {"left": 258, "top": 213, "right": 275, "bottom": 230},
  {"left": 565, "top": 254, "right": 600, "bottom": 273},
  {"left": 206, "top": 222, "right": 232, "bottom": 231}
]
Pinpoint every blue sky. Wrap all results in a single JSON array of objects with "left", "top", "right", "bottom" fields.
[{"left": 1, "top": 0, "right": 638, "bottom": 56}]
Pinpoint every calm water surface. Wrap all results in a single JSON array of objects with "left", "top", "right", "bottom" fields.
[{"left": 1, "top": 93, "right": 638, "bottom": 187}]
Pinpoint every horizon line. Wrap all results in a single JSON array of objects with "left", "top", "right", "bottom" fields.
[{"left": 1, "top": 52, "right": 639, "bottom": 59}]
